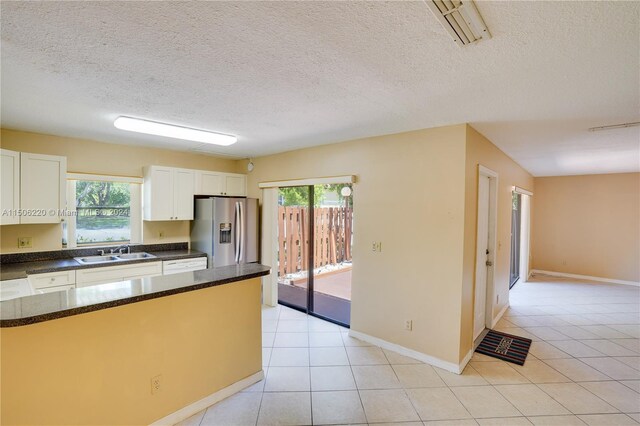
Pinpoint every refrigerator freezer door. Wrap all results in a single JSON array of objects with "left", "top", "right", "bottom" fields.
[
  {"left": 213, "top": 197, "right": 238, "bottom": 267},
  {"left": 190, "top": 199, "right": 214, "bottom": 267}
]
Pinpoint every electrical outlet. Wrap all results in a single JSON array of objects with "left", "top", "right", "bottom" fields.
[
  {"left": 159, "top": 231, "right": 165, "bottom": 239},
  {"left": 404, "top": 319, "right": 413, "bottom": 331},
  {"left": 18, "top": 237, "right": 32, "bottom": 248},
  {"left": 151, "top": 375, "right": 162, "bottom": 394},
  {"left": 372, "top": 242, "right": 382, "bottom": 252}
]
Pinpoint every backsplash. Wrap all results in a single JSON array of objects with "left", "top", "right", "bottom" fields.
[{"left": 0, "top": 242, "right": 188, "bottom": 265}]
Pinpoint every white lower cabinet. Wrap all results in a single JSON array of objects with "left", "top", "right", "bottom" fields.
[
  {"left": 37, "top": 284, "right": 75, "bottom": 294},
  {"left": 26, "top": 257, "right": 197, "bottom": 292},
  {"left": 75, "top": 261, "right": 162, "bottom": 288},
  {"left": 28, "top": 270, "right": 76, "bottom": 291}
]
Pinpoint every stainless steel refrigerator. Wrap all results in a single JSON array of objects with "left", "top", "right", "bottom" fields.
[{"left": 190, "top": 197, "right": 259, "bottom": 267}]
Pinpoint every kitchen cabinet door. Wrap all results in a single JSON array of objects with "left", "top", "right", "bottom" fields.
[
  {"left": 20, "top": 152, "right": 66, "bottom": 224},
  {"left": 28, "top": 270, "right": 76, "bottom": 290},
  {"left": 36, "top": 284, "right": 75, "bottom": 294},
  {"left": 196, "top": 171, "right": 224, "bottom": 196},
  {"left": 173, "top": 168, "right": 195, "bottom": 220},
  {"left": 1, "top": 149, "right": 20, "bottom": 225},
  {"left": 76, "top": 261, "right": 162, "bottom": 287},
  {"left": 225, "top": 174, "right": 247, "bottom": 196},
  {"left": 143, "top": 166, "right": 173, "bottom": 220}
]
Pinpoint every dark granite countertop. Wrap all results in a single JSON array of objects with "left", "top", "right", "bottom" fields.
[
  {"left": 0, "top": 249, "right": 207, "bottom": 281},
  {"left": 1, "top": 263, "right": 270, "bottom": 327}
]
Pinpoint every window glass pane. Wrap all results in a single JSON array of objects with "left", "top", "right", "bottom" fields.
[{"left": 75, "top": 181, "right": 131, "bottom": 244}]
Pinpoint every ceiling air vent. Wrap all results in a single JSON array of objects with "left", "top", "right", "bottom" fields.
[{"left": 425, "top": 0, "right": 491, "bottom": 47}]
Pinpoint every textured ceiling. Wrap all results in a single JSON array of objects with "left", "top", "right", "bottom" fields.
[{"left": 1, "top": 1, "right": 638, "bottom": 176}]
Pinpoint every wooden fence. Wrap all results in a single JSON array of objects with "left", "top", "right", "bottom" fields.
[{"left": 278, "top": 206, "right": 352, "bottom": 277}]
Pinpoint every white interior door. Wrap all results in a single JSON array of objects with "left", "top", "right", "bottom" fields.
[{"left": 474, "top": 175, "right": 490, "bottom": 340}]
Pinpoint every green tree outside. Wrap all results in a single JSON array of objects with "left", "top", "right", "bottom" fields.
[{"left": 279, "top": 184, "right": 353, "bottom": 207}]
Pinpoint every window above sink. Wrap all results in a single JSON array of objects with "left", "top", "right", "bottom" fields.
[{"left": 64, "top": 173, "right": 142, "bottom": 249}]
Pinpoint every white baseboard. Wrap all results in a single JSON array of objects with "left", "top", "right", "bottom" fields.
[
  {"left": 531, "top": 269, "right": 640, "bottom": 287},
  {"left": 348, "top": 330, "right": 466, "bottom": 374},
  {"left": 459, "top": 347, "right": 474, "bottom": 372},
  {"left": 149, "top": 370, "right": 264, "bottom": 426},
  {"left": 491, "top": 302, "right": 510, "bottom": 328}
]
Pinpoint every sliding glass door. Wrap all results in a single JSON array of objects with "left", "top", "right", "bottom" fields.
[
  {"left": 276, "top": 186, "right": 310, "bottom": 312},
  {"left": 311, "top": 184, "right": 353, "bottom": 325},
  {"left": 276, "top": 184, "right": 353, "bottom": 326}
]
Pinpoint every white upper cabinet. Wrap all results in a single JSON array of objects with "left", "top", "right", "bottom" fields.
[
  {"left": 144, "top": 166, "right": 173, "bottom": 220},
  {"left": 225, "top": 174, "right": 247, "bottom": 196},
  {"left": 1, "top": 149, "right": 20, "bottom": 225},
  {"left": 173, "top": 168, "right": 196, "bottom": 220},
  {"left": 143, "top": 166, "right": 195, "bottom": 221},
  {"left": 195, "top": 170, "right": 246, "bottom": 196},
  {"left": 195, "top": 171, "right": 224, "bottom": 196},
  {"left": 20, "top": 152, "right": 67, "bottom": 224}
]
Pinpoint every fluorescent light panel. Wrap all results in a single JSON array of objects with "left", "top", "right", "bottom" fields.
[{"left": 114, "top": 116, "right": 237, "bottom": 146}]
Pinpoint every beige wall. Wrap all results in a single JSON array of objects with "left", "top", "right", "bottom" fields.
[
  {"left": 0, "top": 128, "right": 238, "bottom": 253},
  {"left": 531, "top": 173, "right": 640, "bottom": 283},
  {"left": 1, "top": 278, "right": 262, "bottom": 425},
  {"left": 0, "top": 224, "right": 62, "bottom": 254},
  {"left": 461, "top": 125, "right": 534, "bottom": 361},
  {"left": 244, "top": 125, "right": 469, "bottom": 365}
]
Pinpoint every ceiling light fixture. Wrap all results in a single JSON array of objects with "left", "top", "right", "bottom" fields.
[
  {"left": 114, "top": 116, "right": 237, "bottom": 146},
  {"left": 425, "top": 0, "right": 491, "bottom": 47},
  {"left": 587, "top": 121, "right": 640, "bottom": 132}
]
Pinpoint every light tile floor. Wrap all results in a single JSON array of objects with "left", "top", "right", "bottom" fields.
[{"left": 178, "top": 275, "right": 640, "bottom": 425}]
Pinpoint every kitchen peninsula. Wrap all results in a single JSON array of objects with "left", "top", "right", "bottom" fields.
[{"left": 1, "top": 263, "right": 270, "bottom": 425}]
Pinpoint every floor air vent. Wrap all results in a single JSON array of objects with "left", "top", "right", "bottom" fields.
[{"left": 425, "top": 0, "right": 491, "bottom": 47}]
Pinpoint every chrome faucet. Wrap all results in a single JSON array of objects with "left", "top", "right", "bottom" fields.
[{"left": 110, "top": 244, "right": 130, "bottom": 254}]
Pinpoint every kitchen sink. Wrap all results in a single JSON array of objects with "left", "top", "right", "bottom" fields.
[
  {"left": 116, "top": 252, "right": 156, "bottom": 260},
  {"left": 74, "top": 255, "right": 120, "bottom": 264},
  {"left": 74, "top": 252, "right": 155, "bottom": 265}
]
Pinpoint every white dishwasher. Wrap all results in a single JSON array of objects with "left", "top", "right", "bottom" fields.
[{"left": 162, "top": 257, "right": 208, "bottom": 275}]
